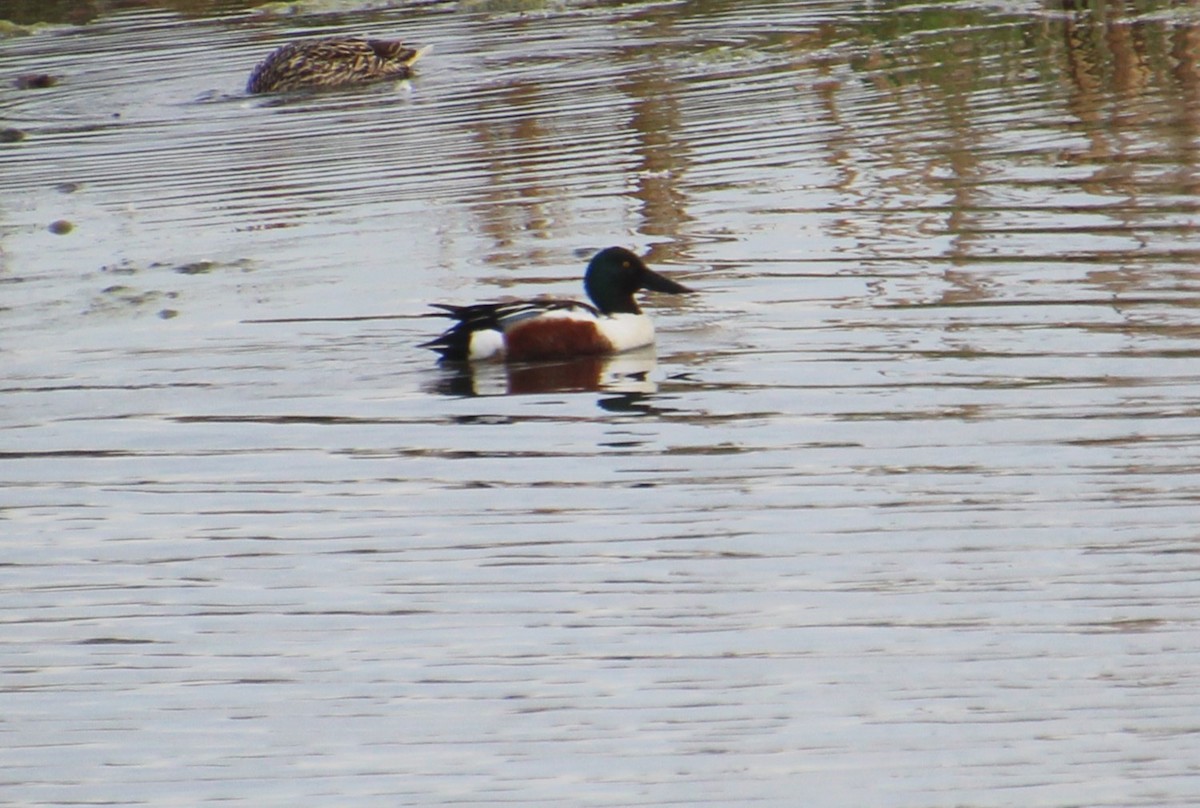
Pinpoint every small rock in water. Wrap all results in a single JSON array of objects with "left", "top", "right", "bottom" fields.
[
  {"left": 0, "top": 128, "right": 25, "bottom": 143},
  {"left": 48, "top": 219, "right": 73, "bottom": 235},
  {"left": 174, "top": 261, "right": 216, "bottom": 275}
]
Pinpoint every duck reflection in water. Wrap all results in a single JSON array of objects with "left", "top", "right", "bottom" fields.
[{"left": 429, "top": 348, "right": 659, "bottom": 397}]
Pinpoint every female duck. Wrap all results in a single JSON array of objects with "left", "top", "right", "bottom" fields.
[
  {"left": 247, "top": 37, "right": 426, "bottom": 94},
  {"left": 422, "top": 247, "right": 694, "bottom": 363}
]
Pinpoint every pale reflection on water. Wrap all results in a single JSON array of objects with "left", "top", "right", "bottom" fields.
[{"left": 3, "top": 1, "right": 1200, "bottom": 806}]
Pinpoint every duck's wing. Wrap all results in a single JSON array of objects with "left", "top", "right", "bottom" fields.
[
  {"left": 428, "top": 299, "right": 597, "bottom": 329},
  {"left": 420, "top": 299, "right": 599, "bottom": 361}
]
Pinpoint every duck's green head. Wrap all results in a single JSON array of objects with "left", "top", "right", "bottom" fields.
[{"left": 583, "top": 247, "right": 694, "bottom": 315}]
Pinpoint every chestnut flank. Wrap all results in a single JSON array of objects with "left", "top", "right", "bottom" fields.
[{"left": 505, "top": 318, "right": 614, "bottom": 361}]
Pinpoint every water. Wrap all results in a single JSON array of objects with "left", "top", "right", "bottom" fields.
[{"left": 3, "top": 0, "right": 1200, "bottom": 805}]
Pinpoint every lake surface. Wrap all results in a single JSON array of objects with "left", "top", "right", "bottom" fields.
[{"left": 3, "top": 0, "right": 1200, "bottom": 805}]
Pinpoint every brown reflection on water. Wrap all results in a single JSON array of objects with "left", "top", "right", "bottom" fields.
[
  {"left": 792, "top": 1, "right": 1200, "bottom": 309},
  {"left": 9, "top": 1, "right": 1200, "bottom": 310},
  {"left": 468, "top": 80, "right": 566, "bottom": 266},
  {"left": 428, "top": 350, "right": 659, "bottom": 398},
  {"left": 617, "top": 8, "right": 695, "bottom": 267},
  {"left": 1060, "top": 3, "right": 1200, "bottom": 172}
]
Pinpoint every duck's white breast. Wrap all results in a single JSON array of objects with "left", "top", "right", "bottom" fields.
[{"left": 597, "top": 313, "right": 655, "bottom": 353}]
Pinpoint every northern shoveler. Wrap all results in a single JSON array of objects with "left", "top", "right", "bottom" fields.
[
  {"left": 246, "top": 37, "right": 427, "bottom": 94},
  {"left": 421, "top": 247, "right": 694, "bottom": 363}
]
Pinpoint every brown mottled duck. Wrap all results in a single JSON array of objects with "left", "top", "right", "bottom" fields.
[{"left": 246, "top": 37, "right": 427, "bottom": 94}]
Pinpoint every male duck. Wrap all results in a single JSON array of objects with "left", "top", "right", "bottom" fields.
[
  {"left": 421, "top": 247, "right": 694, "bottom": 363},
  {"left": 247, "top": 37, "right": 427, "bottom": 94}
]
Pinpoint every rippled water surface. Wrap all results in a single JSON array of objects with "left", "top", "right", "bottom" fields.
[{"left": 4, "top": 0, "right": 1200, "bottom": 804}]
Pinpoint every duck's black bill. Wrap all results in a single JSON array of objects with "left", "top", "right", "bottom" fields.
[{"left": 642, "top": 268, "right": 694, "bottom": 295}]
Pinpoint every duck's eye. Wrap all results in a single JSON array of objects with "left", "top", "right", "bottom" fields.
[{"left": 622, "top": 261, "right": 630, "bottom": 269}]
